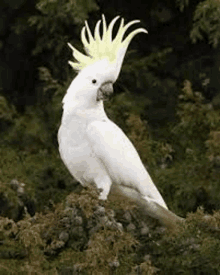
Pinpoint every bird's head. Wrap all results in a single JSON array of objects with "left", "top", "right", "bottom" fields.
[{"left": 65, "top": 15, "right": 147, "bottom": 103}]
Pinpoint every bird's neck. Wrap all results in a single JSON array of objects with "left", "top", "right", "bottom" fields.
[{"left": 61, "top": 100, "right": 108, "bottom": 126}]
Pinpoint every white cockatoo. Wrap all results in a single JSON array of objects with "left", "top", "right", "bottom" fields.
[{"left": 58, "top": 15, "right": 183, "bottom": 228}]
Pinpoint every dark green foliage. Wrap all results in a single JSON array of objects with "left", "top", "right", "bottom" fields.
[
  {"left": 149, "top": 209, "right": 220, "bottom": 274},
  {"left": 27, "top": 0, "right": 98, "bottom": 78},
  {"left": 190, "top": 0, "right": 220, "bottom": 47},
  {"left": 0, "top": 96, "right": 16, "bottom": 125},
  {"left": 0, "top": 189, "right": 220, "bottom": 274},
  {"left": 0, "top": 187, "right": 139, "bottom": 274},
  {"left": 173, "top": 80, "right": 220, "bottom": 152},
  {"left": 175, "top": 0, "right": 189, "bottom": 12}
]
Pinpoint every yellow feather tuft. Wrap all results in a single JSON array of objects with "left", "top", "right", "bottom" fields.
[{"left": 68, "top": 15, "right": 148, "bottom": 75}]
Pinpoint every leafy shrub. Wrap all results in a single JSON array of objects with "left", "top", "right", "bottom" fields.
[
  {"left": 190, "top": 0, "right": 220, "bottom": 48},
  {"left": 173, "top": 80, "right": 220, "bottom": 154}
]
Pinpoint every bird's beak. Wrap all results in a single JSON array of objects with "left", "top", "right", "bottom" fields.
[{"left": 97, "top": 82, "right": 113, "bottom": 101}]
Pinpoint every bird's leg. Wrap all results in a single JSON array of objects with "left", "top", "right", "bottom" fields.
[{"left": 94, "top": 175, "right": 112, "bottom": 200}]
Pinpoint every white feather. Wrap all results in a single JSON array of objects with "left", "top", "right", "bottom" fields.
[{"left": 58, "top": 15, "right": 183, "bottom": 228}]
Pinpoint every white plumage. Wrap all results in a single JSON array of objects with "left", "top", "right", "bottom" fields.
[{"left": 58, "top": 15, "right": 183, "bottom": 228}]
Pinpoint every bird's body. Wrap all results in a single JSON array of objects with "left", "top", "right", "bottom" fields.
[
  {"left": 58, "top": 100, "right": 167, "bottom": 208},
  {"left": 58, "top": 15, "right": 183, "bottom": 228}
]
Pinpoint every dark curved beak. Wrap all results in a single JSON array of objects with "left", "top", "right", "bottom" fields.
[{"left": 97, "top": 82, "right": 113, "bottom": 101}]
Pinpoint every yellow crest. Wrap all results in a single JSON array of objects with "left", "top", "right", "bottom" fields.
[{"left": 68, "top": 15, "right": 147, "bottom": 76}]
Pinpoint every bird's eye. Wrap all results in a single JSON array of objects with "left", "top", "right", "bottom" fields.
[{"left": 92, "top": 79, "right": 97, "bottom": 84}]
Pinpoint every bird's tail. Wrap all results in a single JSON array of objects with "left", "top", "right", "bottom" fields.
[
  {"left": 115, "top": 184, "right": 184, "bottom": 229},
  {"left": 141, "top": 197, "right": 184, "bottom": 229}
]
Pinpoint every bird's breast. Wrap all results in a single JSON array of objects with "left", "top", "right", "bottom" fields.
[{"left": 58, "top": 117, "right": 88, "bottom": 146}]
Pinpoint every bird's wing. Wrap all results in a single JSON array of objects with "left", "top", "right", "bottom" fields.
[{"left": 86, "top": 119, "right": 167, "bottom": 208}]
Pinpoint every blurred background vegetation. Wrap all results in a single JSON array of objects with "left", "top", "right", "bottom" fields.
[{"left": 0, "top": 0, "right": 220, "bottom": 273}]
